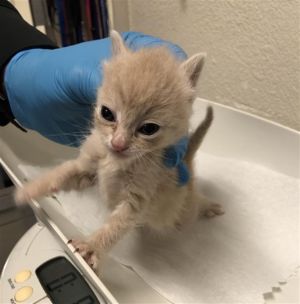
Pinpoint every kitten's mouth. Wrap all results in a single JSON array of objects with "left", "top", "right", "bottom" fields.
[{"left": 109, "top": 148, "right": 131, "bottom": 159}]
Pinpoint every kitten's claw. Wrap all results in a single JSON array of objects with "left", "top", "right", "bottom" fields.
[
  {"left": 50, "top": 186, "right": 58, "bottom": 193},
  {"left": 202, "top": 203, "right": 225, "bottom": 218},
  {"left": 70, "top": 239, "right": 99, "bottom": 271}
]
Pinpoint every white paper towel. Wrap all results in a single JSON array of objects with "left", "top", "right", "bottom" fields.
[{"left": 19, "top": 152, "right": 299, "bottom": 303}]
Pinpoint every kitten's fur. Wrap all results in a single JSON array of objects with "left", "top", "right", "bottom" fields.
[{"left": 15, "top": 31, "right": 223, "bottom": 270}]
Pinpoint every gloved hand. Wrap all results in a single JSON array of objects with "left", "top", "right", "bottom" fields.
[{"left": 4, "top": 31, "right": 186, "bottom": 146}]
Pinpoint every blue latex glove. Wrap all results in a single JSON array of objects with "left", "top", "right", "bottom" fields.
[{"left": 4, "top": 31, "right": 189, "bottom": 185}]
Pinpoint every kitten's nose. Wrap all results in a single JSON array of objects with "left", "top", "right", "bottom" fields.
[{"left": 111, "top": 137, "right": 128, "bottom": 152}]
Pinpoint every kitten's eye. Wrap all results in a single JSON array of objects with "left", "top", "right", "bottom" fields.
[
  {"left": 138, "top": 123, "right": 160, "bottom": 136},
  {"left": 101, "top": 106, "right": 115, "bottom": 122}
]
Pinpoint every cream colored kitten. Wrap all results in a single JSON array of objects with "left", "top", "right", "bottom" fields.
[{"left": 15, "top": 31, "right": 223, "bottom": 270}]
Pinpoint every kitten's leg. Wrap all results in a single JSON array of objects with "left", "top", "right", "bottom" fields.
[
  {"left": 15, "top": 159, "right": 96, "bottom": 204},
  {"left": 70, "top": 201, "right": 138, "bottom": 270}
]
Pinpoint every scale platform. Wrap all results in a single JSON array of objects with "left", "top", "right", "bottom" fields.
[{"left": 0, "top": 98, "right": 299, "bottom": 303}]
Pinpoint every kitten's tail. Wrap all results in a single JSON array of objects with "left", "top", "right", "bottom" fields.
[{"left": 184, "top": 106, "right": 213, "bottom": 166}]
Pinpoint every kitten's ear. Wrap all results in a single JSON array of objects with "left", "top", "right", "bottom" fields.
[
  {"left": 110, "top": 30, "right": 128, "bottom": 56},
  {"left": 181, "top": 53, "right": 206, "bottom": 87}
]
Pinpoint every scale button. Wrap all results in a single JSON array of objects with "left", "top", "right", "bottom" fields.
[
  {"left": 15, "top": 270, "right": 31, "bottom": 283},
  {"left": 14, "top": 286, "right": 33, "bottom": 302}
]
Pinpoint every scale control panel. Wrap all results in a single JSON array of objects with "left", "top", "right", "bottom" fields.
[{"left": 1, "top": 224, "right": 107, "bottom": 304}]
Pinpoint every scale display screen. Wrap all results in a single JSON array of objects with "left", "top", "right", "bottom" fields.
[{"left": 36, "top": 257, "right": 101, "bottom": 304}]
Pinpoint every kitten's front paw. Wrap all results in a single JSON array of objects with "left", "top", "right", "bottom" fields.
[
  {"left": 69, "top": 239, "right": 99, "bottom": 271},
  {"left": 14, "top": 187, "right": 32, "bottom": 206}
]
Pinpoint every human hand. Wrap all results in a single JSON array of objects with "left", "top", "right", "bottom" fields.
[{"left": 4, "top": 31, "right": 186, "bottom": 146}]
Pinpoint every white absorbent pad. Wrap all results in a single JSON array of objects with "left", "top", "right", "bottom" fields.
[{"left": 19, "top": 152, "right": 299, "bottom": 303}]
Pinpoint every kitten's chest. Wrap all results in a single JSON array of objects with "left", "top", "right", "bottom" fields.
[
  {"left": 96, "top": 155, "right": 166, "bottom": 208},
  {"left": 97, "top": 158, "right": 131, "bottom": 207}
]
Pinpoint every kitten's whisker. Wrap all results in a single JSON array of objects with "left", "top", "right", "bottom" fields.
[
  {"left": 59, "top": 117, "right": 93, "bottom": 133},
  {"left": 60, "top": 138, "right": 86, "bottom": 147},
  {"left": 43, "top": 130, "right": 91, "bottom": 146},
  {"left": 45, "top": 131, "right": 91, "bottom": 137},
  {"left": 65, "top": 114, "right": 94, "bottom": 126}
]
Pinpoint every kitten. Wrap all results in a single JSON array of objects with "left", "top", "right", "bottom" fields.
[{"left": 15, "top": 31, "right": 223, "bottom": 270}]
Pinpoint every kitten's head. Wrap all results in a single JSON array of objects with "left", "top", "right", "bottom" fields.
[{"left": 94, "top": 31, "right": 205, "bottom": 161}]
